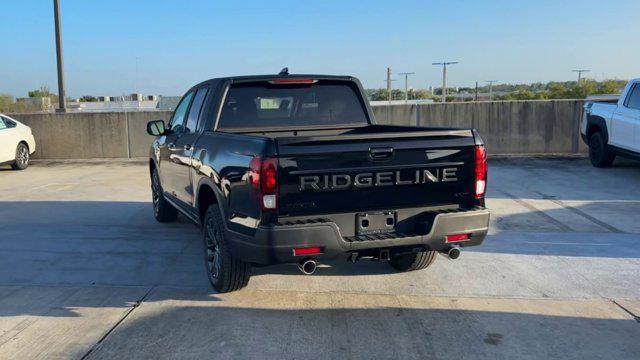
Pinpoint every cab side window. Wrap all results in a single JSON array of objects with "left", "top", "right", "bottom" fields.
[
  {"left": 0, "top": 118, "right": 6, "bottom": 130},
  {"left": 2, "top": 117, "right": 17, "bottom": 128},
  {"left": 625, "top": 84, "right": 640, "bottom": 111},
  {"left": 168, "top": 92, "right": 195, "bottom": 133},
  {"left": 185, "top": 87, "right": 209, "bottom": 133}
]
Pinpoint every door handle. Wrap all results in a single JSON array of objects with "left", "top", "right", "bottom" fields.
[{"left": 369, "top": 147, "right": 394, "bottom": 160}]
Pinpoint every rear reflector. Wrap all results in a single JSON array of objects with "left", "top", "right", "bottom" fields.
[
  {"left": 262, "top": 194, "right": 276, "bottom": 209},
  {"left": 269, "top": 79, "right": 318, "bottom": 84},
  {"left": 293, "top": 247, "right": 322, "bottom": 256},
  {"left": 446, "top": 233, "right": 470, "bottom": 243}
]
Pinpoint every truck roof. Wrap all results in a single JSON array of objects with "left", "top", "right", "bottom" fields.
[{"left": 192, "top": 74, "right": 357, "bottom": 90}]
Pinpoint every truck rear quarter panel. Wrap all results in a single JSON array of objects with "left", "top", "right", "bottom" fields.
[{"left": 193, "top": 131, "right": 276, "bottom": 234}]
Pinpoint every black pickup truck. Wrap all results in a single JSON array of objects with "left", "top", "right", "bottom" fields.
[{"left": 146, "top": 72, "right": 490, "bottom": 292}]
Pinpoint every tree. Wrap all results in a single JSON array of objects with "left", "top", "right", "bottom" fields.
[
  {"left": 28, "top": 86, "right": 52, "bottom": 98},
  {"left": 365, "top": 79, "right": 627, "bottom": 102},
  {"left": 597, "top": 80, "right": 622, "bottom": 94},
  {"left": 0, "top": 94, "right": 14, "bottom": 112},
  {"left": 407, "top": 89, "right": 429, "bottom": 100},
  {"left": 80, "top": 96, "right": 98, "bottom": 102}
]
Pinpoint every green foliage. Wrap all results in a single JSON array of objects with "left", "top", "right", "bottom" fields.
[
  {"left": 366, "top": 79, "right": 627, "bottom": 102},
  {"left": 366, "top": 88, "right": 410, "bottom": 101},
  {"left": 484, "top": 79, "right": 626, "bottom": 101},
  {"left": 598, "top": 80, "right": 621, "bottom": 94},
  {"left": 28, "top": 85, "right": 52, "bottom": 98},
  {"left": 0, "top": 94, "right": 14, "bottom": 112},
  {"left": 407, "top": 89, "right": 429, "bottom": 100},
  {"left": 80, "top": 96, "right": 98, "bottom": 102},
  {"left": 0, "top": 94, "right": 42, "bottom": 113}
]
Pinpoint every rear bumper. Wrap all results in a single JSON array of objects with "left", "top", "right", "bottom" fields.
[{"left": 225, "top": 207, "right": 490, "bottom": 265}]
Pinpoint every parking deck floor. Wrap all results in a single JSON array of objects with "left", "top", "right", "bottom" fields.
[{"left": 0, "top": 158, "right": 639, "bottom": 359}]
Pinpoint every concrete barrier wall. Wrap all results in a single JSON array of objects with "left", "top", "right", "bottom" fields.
[
  {"left": 9, "top": 111, "right": 172, "bottom": 159},
  {"left": 372, "top": 100, "right": 587, "bottom": 154},
  {"left": 8, "top": 100, "right": 586, "bottom": 159}
]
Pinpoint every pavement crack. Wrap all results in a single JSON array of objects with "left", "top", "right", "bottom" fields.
[
  {"left": 80, "top": 286, "right": 155, "bottom": 359},
  {"left": 610, "top": 300, "right": 640, "bottom": 323},
  {"left": 501, "top": 191, "right": 572, "bottom": 232},
  {"left": 533, "top": 191, "right": 625, "bottom": 234}
]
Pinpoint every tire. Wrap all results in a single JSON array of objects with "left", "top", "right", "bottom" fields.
[
  {"left": 11, "top": 143, "right": 29, "bottom": 170},
  {"left": 151, "top": 168, "right": 178, "bottom": 222},
  {"left": 388, "top": 250, "right": 437, "bottom": 272},
  {"left": 202, "top": 205, "right": 251, "bottom": 293},
  {"left": 589, "top": 132, "right": 615, "bottom": 168}
]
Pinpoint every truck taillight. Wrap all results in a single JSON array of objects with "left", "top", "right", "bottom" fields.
[
  {"left": 474, "top": 145, "right": 487, "bottom": 199},
  {"left": 249, "top": 156, "right": 278, "bottom": 211}
]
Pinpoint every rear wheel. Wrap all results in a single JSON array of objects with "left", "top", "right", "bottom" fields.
[
  {"left": 388, "top": 250, "right": 437, "bottom": 272},
  {"left": 151, "top": 168, "right": 178, "bottom": 222},
  {"left": 11, "top": 143, "right": 29, "bottom": 170},
  {"left": 203, "top": 205, "right": 251, "bottom": 293},
  {"left": 589, "top": 132, "right": 615, "bottom": 168}
]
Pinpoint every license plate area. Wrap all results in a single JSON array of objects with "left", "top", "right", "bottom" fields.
[{"left": 356, "top": 211, "right": 396, "bottom": 235}]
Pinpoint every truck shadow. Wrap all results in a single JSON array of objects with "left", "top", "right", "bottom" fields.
[{"left": 0, "top": 195, "right": 639, "bottom": 289}]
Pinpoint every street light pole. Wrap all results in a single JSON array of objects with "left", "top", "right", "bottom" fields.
[
  {"left": 432, "top": 62, "right": 458, "bottom": 103},
  {"left": 53, "top": 0, "right": 66, "bottom": 112},
  {"left": 398, "top": 72, "right": 415, "bottom": 104}
]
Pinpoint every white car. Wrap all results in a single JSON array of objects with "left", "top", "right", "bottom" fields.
[
  {"left": 0, "top": 114, "right": 36, "bottom": 170},
  {"left": 581, "top": 79, "right": 640, "bottom": 167}
]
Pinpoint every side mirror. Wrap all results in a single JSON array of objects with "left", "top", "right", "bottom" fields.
[{"left": 147, "top": 120, "right": 166, "bottom": 136}]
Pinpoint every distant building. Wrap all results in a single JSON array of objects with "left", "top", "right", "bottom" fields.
[{"left": 66, "top": 99, "right": 160, "bottom": 112}]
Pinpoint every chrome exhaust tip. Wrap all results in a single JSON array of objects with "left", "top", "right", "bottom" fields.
[
  {"left": 298, "top": 258, "right": 317, "bottom": 275},
  {"left": 440, "top": 247, "right": 461, "bottom": 260}
]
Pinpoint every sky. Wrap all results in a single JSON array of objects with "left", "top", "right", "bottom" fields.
[{"left": 1, "top": 0, "right": 639, "bottom": 98}]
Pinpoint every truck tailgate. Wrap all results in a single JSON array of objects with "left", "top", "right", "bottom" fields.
[{"left": 276, "top": 129, "right": 477, "bottom": 216}]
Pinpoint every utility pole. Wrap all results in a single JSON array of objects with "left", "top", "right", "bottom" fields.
[
  {"left": 432, "top": 62, "right": 458, "bottom": 103},
  {"left": 486, "top": 80, "right": 498, "bottom": 101},
  {"left": 386, "top": 67, "right": 392, "bottom": 105},
  {"left": 53, "top": 0, "right": 66, "bottom": 112},
  {"left": 398, "top": 72, "right": 415, "bottom": 104},
  {"left": 384, "top": 67, "right": 396, "bottom": 104},
  {"left": 572, "top": 69, "right": 590, "bottom": 83},
  {"left": 474, "top": 81, "right": 479, "bottom": 102}
]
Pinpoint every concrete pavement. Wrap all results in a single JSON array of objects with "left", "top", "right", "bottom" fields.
[{"left": 0, "top": 158, "right": 639, "bottom": 359}]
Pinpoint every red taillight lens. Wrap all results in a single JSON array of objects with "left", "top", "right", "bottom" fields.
[
  {"left": 261, "top": 158, "right": 277, "bottom": 194},
  {"left": 293, "top": 247, "right": 322, "bottom": 256},
  {"left": 474, "top": 145, "right": 487, "bottom": 199},
  {"left": 446, "top": 233, "right": 470, "bottom": 243},
  {"left": 249, "top": 156, "right": 278, "bottom": 211}
]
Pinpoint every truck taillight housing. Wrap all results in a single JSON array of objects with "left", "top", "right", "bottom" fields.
[
  {"left": 474, "top": 145, "right": 487, "bottom": 199},
  {"left": 249, "top": 156, "right": 278, "bottom": 211}
]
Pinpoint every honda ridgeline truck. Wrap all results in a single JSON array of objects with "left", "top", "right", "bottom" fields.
[{"left": 147, "top": 71, "right": 490, "bottom": 292}]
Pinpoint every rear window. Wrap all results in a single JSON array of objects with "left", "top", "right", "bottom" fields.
[{"left": 216, "top": 80, "right": 369, "bottom": 130}]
